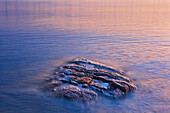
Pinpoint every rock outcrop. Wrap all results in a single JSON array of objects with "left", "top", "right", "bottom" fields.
[{"left": 43, "top": 58, "right": 136, "bottom": 102}]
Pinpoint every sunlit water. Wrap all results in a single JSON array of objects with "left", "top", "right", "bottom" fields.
[{"left": 0, "top": 0, "right": 170, "bottom": 112}]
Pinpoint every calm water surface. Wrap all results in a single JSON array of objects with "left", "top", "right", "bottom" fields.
[{"left": 0, "top": 0, "right": 170, "bottom": 112}]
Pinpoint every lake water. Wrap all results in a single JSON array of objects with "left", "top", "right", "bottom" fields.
[{"left": 0, "top": 0, "right": 170, "bottom": 112}]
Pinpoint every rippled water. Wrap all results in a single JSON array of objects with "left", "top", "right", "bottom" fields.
[{"left": 0, "top": 0, "right": 170, "bottom": 112}]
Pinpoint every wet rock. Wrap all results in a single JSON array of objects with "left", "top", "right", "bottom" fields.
[
  {"left": 82, "top": 84, "right": 88, "bottom": 88},
  {"left": 90, "top": 79, "right": 107, "bottom": 91},
  {"left": 53, "top": 85, "right": 98, "bottom": 102},
  {"left": 69, "top": 80, "right": 78, "bottom": 86},
  {"left": 43, "top": 58, "right": 136, "bottom": 102},
  {"left": 58, "top": 73, "right": 65, "bottom": 77},
  {"left": 58, "top": 78, "right": 68, "bottom": 82},
  {"left": 48, "top": 80, "right": 62, "bottom": 86},
  {"left": 109, "top": 88, "right": 124, "bottom": 98},
  {"left": 77, "top": 77, "right": 92, "bottom": 84},
  {"left": 108, "top": 81, "right": 129, "bottom": 93}
]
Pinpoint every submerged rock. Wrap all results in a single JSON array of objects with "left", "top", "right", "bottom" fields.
[{"left": 43, "top": 58, "right": 136, "bottom": 102}]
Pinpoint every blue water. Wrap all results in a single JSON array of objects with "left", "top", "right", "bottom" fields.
[{"left": 0, "top": 0, "right": 170, "bottom": 112}]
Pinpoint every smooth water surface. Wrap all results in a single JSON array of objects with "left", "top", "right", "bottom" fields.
[{"left": 0, "top": 0, "right": 170, "bottom": 112}]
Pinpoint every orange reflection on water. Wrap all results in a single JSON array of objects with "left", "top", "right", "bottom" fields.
[{"left": 25, "top": 0, "right": 170, "bottom": 37}]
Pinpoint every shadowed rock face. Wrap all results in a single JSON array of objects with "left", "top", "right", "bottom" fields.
[{"left": 43, "top": 58, "right": 136, "bottom": 102}]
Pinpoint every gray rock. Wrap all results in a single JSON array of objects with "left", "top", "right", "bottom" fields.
[
  {"left": 43, "top": 58, "right": 136, "bottom": 102},
  {"left": 53, "top": 85, "right": 98, "bottom": 102}
]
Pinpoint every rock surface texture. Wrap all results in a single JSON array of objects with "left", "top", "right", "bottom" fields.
[{"left": 43, "top": 58, "right": 136, "bottom": 102}]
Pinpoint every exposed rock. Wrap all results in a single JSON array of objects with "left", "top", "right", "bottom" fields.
[
  {"left": 69, "top": 80, "right": 78, "bottom": 86},
  {"left": 109, "top": 88, "right": 124, "bottom": 98},
  {"left": 53, "top": 85, "right": 98, "bottom": 102},
  {"left": 48, "top": 80, "right": 62, "bottom": 86},
  {"left": 77, "top": 77, "right": 92, "bottom": 84},
  {"left": 90, "top": 79, "right": 107, "bottom": 91},
  {"left": 43, "top": 58, "right": 136, "bottom": 102},
  {"left": 82, "top": 84, "right": 88, "bottom": 88}
]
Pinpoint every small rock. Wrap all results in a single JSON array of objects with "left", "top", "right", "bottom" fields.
[
  {"left": 48, "top": 80, "right": 62, "bottom": 86},
  {"left": 82, "top": 84, "right": 88, "bottom": 88},
  {"left": 109, "top": 88, "right": 124, "bottom": 98},
  {"left": 77, "top": 77, "right": 92, "bottom": 84},
  {"left": 54, "top": 85, "right": 98, "bottom": 101},
  {"left": 90, "top": 80, "right": 107, "bottom": 91},
  {"left": 59, "top": 78, "right": 69, "bottom": 82},
  {"left": 58, "top": 73, "right": 65, "bottom": 77},
  {"left": 69, "top": 80, "right": 78, "bottom": 86}
]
